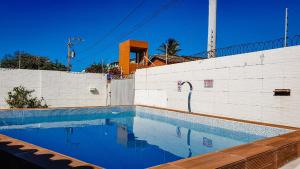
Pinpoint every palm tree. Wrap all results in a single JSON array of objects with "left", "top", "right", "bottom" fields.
[{"left": 158, "top": 38, "right": 181, "bottom": 56}]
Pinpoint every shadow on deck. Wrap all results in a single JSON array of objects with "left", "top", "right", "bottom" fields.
[{"left": 0, "top": 134, "right": 101, "bottom": 169}]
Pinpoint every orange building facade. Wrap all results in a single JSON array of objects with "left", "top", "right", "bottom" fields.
[
  {"left": 119, "top": 40, "right": 148, "bottom": 75},
  {"left": 118, "top": 40, "right": 202, "bottom": 75}
]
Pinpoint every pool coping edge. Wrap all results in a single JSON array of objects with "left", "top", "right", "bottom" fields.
[{"left": 136, "top": 105, "right": 300, "bottom": 130}]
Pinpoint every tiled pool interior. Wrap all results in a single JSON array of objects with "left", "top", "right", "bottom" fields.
[{"left": 0, "top": 106, "right": 291, "bottom": 169}]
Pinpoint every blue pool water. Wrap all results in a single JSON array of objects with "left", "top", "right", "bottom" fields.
[{"left": 0, "top": 106, "right": 290, "bottom": 169}]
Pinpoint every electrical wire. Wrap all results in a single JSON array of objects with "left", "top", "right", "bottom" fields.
[
  {"left": 116, "top": 0, "right": 180, "bottom": 41},
  {"left": 88, "top": 0, "right": 181, "bottom": 63},
  {"left": 79, "top": 0, "right": 147, "bottom": 53},
  {"left": 74, "top": 0, "right": 181, "bottom": 70}
]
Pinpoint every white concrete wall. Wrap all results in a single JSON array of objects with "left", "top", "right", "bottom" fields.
[
  {"left": 0, "top": 69, "right": 107, "bottom": 108},
  {"left": 134, "top": 46, "right": 300, "bottom": 127}
]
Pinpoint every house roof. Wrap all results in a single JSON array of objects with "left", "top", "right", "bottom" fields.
[{"left": 149, "top": 54, "right": 204, "bottom": 64}]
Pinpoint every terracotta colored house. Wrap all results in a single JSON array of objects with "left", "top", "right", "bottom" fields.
[{"left": 149, "top": 55, "right": 203, "bottom": 67}]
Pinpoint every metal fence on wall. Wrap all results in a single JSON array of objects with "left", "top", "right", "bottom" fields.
[
  {"left": 193, "top": 35, "right": 300, "bottom": 58},
  {"left": 110, "top": 74, "right": 134, "bottom": 80}
]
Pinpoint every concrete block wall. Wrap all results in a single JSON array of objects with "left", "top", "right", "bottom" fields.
[
  {"left": 0, "top": 69, "right": 107, "bottom": 108},
  {"left": 134, "top": 46, "right": 300, "bottom": 127}
]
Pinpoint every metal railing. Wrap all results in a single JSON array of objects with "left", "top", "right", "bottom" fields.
[{"left": 193, "top": 35, "right": 300, "bottom": 58}]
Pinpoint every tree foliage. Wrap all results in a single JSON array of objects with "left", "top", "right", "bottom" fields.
[
  {"left": 0, "top": 51, "right": 68, "bottom": 71},
  {"left": 158, "top": 38, "right": 181, "bottom": 56},
  {"left": 108, "top": 67, "right": 121, "bottom": 75},
  {"left": 6, "top": 86, "right": 48, "bottom": 108},
  {"left": 85, "top": 63, "right": 108, "bottom": 73}
]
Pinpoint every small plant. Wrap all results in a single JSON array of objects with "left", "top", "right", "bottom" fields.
[{"left": 6, "top": 86, "right": 48, "bottom": 108}]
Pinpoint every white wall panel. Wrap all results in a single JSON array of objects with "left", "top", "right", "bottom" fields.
[
  {"left": 134, "top": 46, "right": 300, "bottom": 127},
  {"left": 0, "top": 69, "right": 107, "bottom": 108}
]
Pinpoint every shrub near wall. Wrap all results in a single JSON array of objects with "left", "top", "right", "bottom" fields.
[{"left": 6, "top": 86, "right": 48, "bottom": 108}]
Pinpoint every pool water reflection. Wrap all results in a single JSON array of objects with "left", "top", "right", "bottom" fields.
[{"left": 0, "top": 107, "right": 289, "bottom": 169}]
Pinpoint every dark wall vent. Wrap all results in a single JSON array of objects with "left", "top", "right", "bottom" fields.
[{"left": 273, "top": 89, "right": 291, "bottom": 96}]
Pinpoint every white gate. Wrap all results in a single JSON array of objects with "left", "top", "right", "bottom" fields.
[{"left": 110, "top": 78, "right": 135, "bottom": 106}]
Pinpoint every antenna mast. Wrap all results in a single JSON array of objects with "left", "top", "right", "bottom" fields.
[
  {"left": 207, "top": 0, "right": 217, "bottom": 58},
  {"left": 284, "top": 8, "right": 288, "bottom": 47}
]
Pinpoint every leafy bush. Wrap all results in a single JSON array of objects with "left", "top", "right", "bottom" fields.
[{"left": 6, "top": 86, "right": 48, "bottom": 108}]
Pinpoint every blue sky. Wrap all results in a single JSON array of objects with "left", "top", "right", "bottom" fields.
[{"left": 0, "top": 0, "right": 299, "bottom": 71}]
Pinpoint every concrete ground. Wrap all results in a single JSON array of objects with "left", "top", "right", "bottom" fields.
[{"left": 281, "top": 159, "right": 300, "bottom": 169}]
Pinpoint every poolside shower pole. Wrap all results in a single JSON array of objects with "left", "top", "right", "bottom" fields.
[{"left": 207, "top": 0, "right": 217, "bottom": 58}]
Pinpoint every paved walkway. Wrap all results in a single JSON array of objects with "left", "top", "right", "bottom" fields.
[{"left": 281, "top": 159, "right": 300, "bottom": 169}]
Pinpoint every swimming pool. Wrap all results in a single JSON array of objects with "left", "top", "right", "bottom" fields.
[{"left": 0, "top": 106, "right": 291, "bottom": 169}]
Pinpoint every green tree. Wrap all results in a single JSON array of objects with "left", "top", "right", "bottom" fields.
[
  {"left": 0, "top": 51, "right": 68, "bottom": 71},
  {"left": 6, "top": 86, "right": 48, "bottom": 109},
  {"left": 85, "top": 63, "right": 108, "bottom": 73},
  {"left": 108, "top": 66, "right": 121, "bottom": 75},
  {"left": 158, "top": 38, "right": 181, "bottom": 56}
]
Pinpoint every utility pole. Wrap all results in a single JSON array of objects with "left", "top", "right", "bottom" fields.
[
  {"left": 67, "top": 38, "right": 71, "bottom": 71},
  {"left": 101, "top": 59, "right": 104, "bottom": 73},
  {"left": 284, "top": 8, "right": 289, "bottom": 47},
  {"left": 165, "top": 43, "right": 168, "bottom": 65},
  {"left": 18, "top": 52, "right": 21, "bottom": 69},
  {"left": 67, "top": 37, "right": 83, "bottom": 71},
  {"left": 120, "top": 66, "right": 123, "bottom": 78}
]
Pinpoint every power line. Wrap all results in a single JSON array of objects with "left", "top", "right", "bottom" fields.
[
  {"left": 79, "top": 0, "right": 147, "bottom": 53},
  {"left": 89, "top": 0, "right": 181, "bottom": 63},
  {"left": 116, "top": 0, "right": 180, "bottom": 41},
  {"left": 74, "top": 0, "right": 181, "bottom": 70}
]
